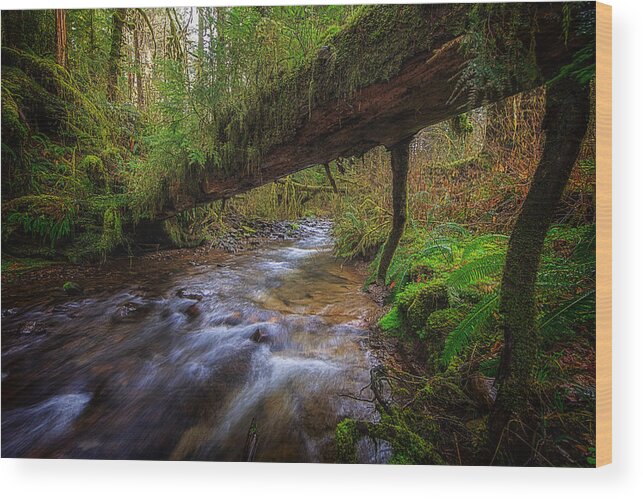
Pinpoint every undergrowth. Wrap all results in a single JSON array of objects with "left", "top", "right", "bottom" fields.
[{"left": 339, "top": 221, "right": 596, "bottom": 466}]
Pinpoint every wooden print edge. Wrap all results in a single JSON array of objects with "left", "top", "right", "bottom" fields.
[{"left": 595, "top": 1, "right": 612, "bottom": 468}]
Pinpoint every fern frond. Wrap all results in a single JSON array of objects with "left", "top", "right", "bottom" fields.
[
  {"left": 420, "top": 242, "right": 456, "bottom": 264},
  {"left": 442, "top": 292, "right": 499, "bottom": 366},
  {"left": 461, "top": 233, "right": 508, "bottom": 262},
  {"left": 536, "top": 260, "right": 595, "bottom": 289},
  {"left": 429, "top": 222, "right": 470, "bottom": 239},
  {"left": 448, "top": 252, "right": 505, "bottom": 291},
  {"left": 539, "top": 291, "right": 595, "bottom": 338},
  {"left": 387, "top": 254, "right": 413, "bottom": 290}
]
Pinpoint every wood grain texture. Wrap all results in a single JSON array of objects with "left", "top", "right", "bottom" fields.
[{"left": 596, "top": 1, "right": 612, "bottom": 468}]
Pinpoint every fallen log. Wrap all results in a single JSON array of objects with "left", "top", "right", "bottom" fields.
[{"left": 161, "top": 3, "right": 593, "bottom": 217}]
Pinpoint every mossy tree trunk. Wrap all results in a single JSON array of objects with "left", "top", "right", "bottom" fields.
[
  {"left": 323, "top": 163, "right": 339, "bottom": 194},
  {"left": 55, "top": 10, "right": 67, "bottom": 69},
  {"left": 488, "top": 76, "right": 591, "bottom": 459},
  {"left": 107, "top": 8, "right": 127, "bottom": 102},
  {"left": 376, "top": 136, "right": 412, "bottom": 285},
  {"left": 133, "top": 23, "right": 144, "bottom": 109}
]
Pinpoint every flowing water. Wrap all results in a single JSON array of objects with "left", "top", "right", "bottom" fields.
[{"left": 1, "top": 220, "right": 389, "bottom": 462}]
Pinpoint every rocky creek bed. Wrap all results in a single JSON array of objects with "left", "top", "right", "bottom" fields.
[{"left": 1, "top": 218, "right": 393, "bottom": 462}]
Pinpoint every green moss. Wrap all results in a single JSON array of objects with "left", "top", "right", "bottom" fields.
[
  {"left": 396, "top": 279, "right": 449, "bottom": 336},
  {"left": 200, "top": 4, "right": 469, "bottom": 189},
  {"left": 0, "top": 256, "right": 57, "bottom": 276},
  {"left": 162, "top": 218, "right": 204, "bottom": 248},
  {"left": 379, "top": 306, "right": 403, "bottom": 333},
  {"left": 335, "top": 418, "right": 360, "bottom": 463},
  {"left": 457, "top": 285, "right": 487, "bottom": 305},
  {"left": 101, "top": 146, "right": 124, "bottom": 171},
  {"left": 369, "top": 410, "right": 444, "bottom": 465},
  {"left": 3, "top": 195, "right": 77, "bottom": 247},
  {"left": 424, "top": 307, "right": 466, "bottom": 372},
  {"left": 1, "top": 48, "right": 110, "bottom": 145},
  {"left": 63, "top": 281, "right": 83, "bottom": 295},
  {"left": 99, "top": 207, "right": 123, "bottom": 259},
  {"left": 450, "top": 113, "right": 474, "bottom": 136},
  {"left": 425, "top": 307, "right": 465, "bottom": 336},
  {"left": 1, "top": 84, "right": 28, "bottom": 145},
  {"left": 79, "top": 155, "right": 109, "bottom": 192},
  {"left": 407, "top": 258, "right": 437, "bottom": 282}
]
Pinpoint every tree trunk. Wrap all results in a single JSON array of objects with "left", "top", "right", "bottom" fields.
[
  {"left": 107, "top": 8, "right": 127, "bottom": 102},
  {"left": 89, "top": 10, "right": 96, "bottom": 59},
  {"left": 197, "top": 7, "right": 205, "bottom": 57},
  {"left": 55, "top": 10, "right": 67, "bottom": 68},
  {"left": 488, "top": 76, "right": 591, "bottom": 460},
  {"left": 323, "top": 163, "right": 339, "bottom": 194},
  {"left": 2, "top": 11, "right": 24, "bottom": 50},
  {"left": 134, "top": 25, "right": 144, "bottom": 108},
  {"left": 376, "top": 136, "right": 412, "bottom": 285}
]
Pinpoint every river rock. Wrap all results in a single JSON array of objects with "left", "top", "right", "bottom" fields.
[
  {"left": 211, "top": 311, "right": 243, "bottom": 326},
  {"left": 184, "top": 303, "right": 201, "bottom": 319},
  {"left": 2, "top": 308, "right": 18, "bottom": 318},
  {"left": 249, "top": 325, "right": 289, "bottom": 350},
  {"left": 250, "top": 327, "right": 270, "bottom": 343},
  {"left": 113, "top": 302, "right": 149, "bottom": 322},
  {"left": 176, "top": 289, "right": 204, "bottom": 301},
  {"left": 19, "top": 320, "right": 47, "bottom": 335}
]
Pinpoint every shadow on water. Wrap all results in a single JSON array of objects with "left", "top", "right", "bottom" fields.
[{"left": 1, "top": 220, "right": 390, "bottom": 462}]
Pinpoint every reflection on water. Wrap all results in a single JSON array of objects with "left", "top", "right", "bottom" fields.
[{"left": 1, "top": 221, "right": 388, "bottom": 462}]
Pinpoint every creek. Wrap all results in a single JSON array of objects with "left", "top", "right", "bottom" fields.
[{"left": 1, "top": 220, "right": 390, "bottom": 462}]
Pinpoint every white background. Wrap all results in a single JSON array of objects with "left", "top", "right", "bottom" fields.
[{"left": 1, "top": 0, "right": 641, "bottom": 497}]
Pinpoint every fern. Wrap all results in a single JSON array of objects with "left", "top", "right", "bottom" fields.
[
  {"left": 539, "top": 291, "right": 595, "bottom": 340},
  {"left": 386, "top": 253, "right": 414, "bottom": 290},
  {"left": 419, "top": 239, "right": 458, "bottom": 264},
  {"left": 334, "top": 208, "right": 389, "bottom": 259},
  {"left": 536, "top": 261, "right": 595, "bottom": 289},
  {"left": 461, "top": 233, "right": 508, "bottom": 262},
  {"left": 4, "top": 195, "right": 77, "bottom": 247},
  {"left": 447, "top": 252, "right": 505, "bottom": 292},
  {"left": 429, "top": 222, "right": 471, "bottom": 239},
  {"left": 441, "top": 292, "right": 499, "bottom": 366}
]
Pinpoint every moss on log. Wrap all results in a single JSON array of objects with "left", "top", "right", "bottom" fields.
[{"left": 154, "top": 3, "right": 593, "bottom": 216}]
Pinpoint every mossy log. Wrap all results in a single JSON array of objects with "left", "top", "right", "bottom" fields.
[{"left": 161, "top": 2, "right": 592, "bottom": 216}]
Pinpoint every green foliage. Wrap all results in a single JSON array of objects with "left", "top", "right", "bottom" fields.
[
  {"left": 425, "top": 308, "right": 465, "bottom": 336},
  {"left": 396, "top": 279, "right": 449, "bottom": 336},
  {"left": 379, "top": 306, "right": 402, "bottom": 334},
  {"left": 99, "top": 206, "right": 124, "bottom": 259},
  {"left": 335, "top": 418, "right": 360, "bottom": 463},
  {"left": 447, "top": 252, "right": 505, "bottom": 295},
  {"left": 375, "top": 223, "right": 470, "bottom": 292},
  {"left": 451, "top": 3, "right": 541, "bottom": 106},
  {"left": 334, "top": 207, "right": 389, "bottom": 259},
  {"left": 441, "top": 292, "right": 499, "bottom": 366},
  {"left": 550, "top": 44, "right": 595, "bottom": 86},
  {"left": 540, "top": 291, "right": 595, "bottom": 342},
  {"left": 453, "top": 2, "right": 595, "bottom": 104},
  {"left": 79, "top": 155, "right": 109, "bottom": 192},
  {"left": 550, "top": 3, "right": 596, "bottom": 86},
  {"left": 425, "top": 307, "right": 467, "bottom": 372},
  {"left": 63, "top": 281, "right": 83, "bottom": 295},
  {"left": 374, "top": 221, "right": 595, "bottom": 369},
  {"left": 1, "top": 40, "right": 128, "bottom": 261},
  {"left": 3, "top": 195, "right": 77, "bottom": 247},
  {"left": 450, "top": 113, "right": 474, "bottom": 136},
  {"left": 368, "top": 409, "right": 444, "bottom": 465}
]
